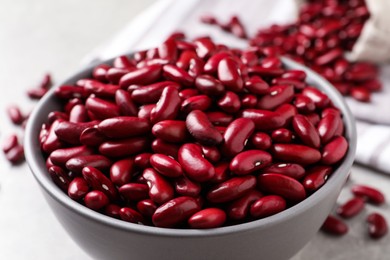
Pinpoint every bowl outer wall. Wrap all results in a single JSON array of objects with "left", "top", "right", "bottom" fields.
[{"left": 24, "top": 56, "right": 357, "bottom": 260}]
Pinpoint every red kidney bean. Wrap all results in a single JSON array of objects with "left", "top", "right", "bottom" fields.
[
  {"left": 113, "top": 55, "right": 135, "bottom": 69},
  {"left": 68, "top": 177, "right": 89, "bottom": 201},
  {"left": 260, "top": 57, "right": 282, "bottom": 69},
  {"left": 241, "top": 94, "right": 258, "bottom": 108},
  {"left": 305, "top": 113, "right": 320, "bottom": 126},
  {"left": 162, "top": 64, "right": 194, "bottom": 87},
  {"left": 367, "top": 213, "right": 388, "bottom": 239},
  {"left": 143, "top": 168, "right": 174, "bottom": 204},
  {"left": 217, "top": 91, "right": 241, "bottom": 114},
  {"left": 65, "top": 154, "right": 112, "bottom": 174},
  {"left": 194, "top": 38, "right": 216, "bottom": 59},
  {"left": 272, "top": 143, "right": 321, "bottom": 165},
  {"left": 2, "top": 134, "right": 18, "bottom": 153},
  {"left": 321, "top": 215, "right": 348, "bottom": 236},
  {"left": 188, "top": 208, "right": 227, "bottom": 229},
  {"left": 262, "top": 163, "right": 305, "bottom": 180},
  {"left": 107, "top": 68, "right": 131, "bottom": 84},
  {"left": 119, "top": 183, "right": 149, "bottom": 202},
  {"left": 181, "top": 95, "right": 212, "bottom": 113},
  {"left": 272, "top": 78, "right": 306, "bottom": 90},
  {"left": 230, "top": 150, "right": 272, "bottom": 175},
  {"left": 315, "top": 48, "right": 343, "bottom": 66},
  {"left": 137, "top": 199, "right": 157, "bottom": 218},
  {"left": 69, "top": 104, "right": 88, "bottom": 123},
  {"left": 27, "top": 88, "right": 48, "bottom": 99},
  {"left": 134, "top": 153, "right": 152, "bottom": 170},
  {"left": 5, "top": 145, "right": 25, "bottom": 164},
  {"left": 294, "top": 95, "right": 315, "bottom": 114},
  {"left": 228, "top": 16, "right": 247, "bottom": 39},
  {"left": 152, "top": 196, "right": 200, "bottom": 228},
  {"left": 337, "top": 197, "right": 365, "bottom": 219},
  {"left": 64, "top": 98, "right": 83, "bottom": 114},
  {"left": 47, "top": 111, "right": 69, "bottom": 124},
  {"left": 152, "top": 120, "right": 189, "bottom": 143},
  {"left": 281, "top": 70, "right": 306, "bottom": 81},
  {"left": 42, "top": 120, "right": 64, "bottom": 153},
  {"left": 258, "top": 173, "right": 306, "bottom": 202},
  {"left": 188, "top": 57, "right": 204, "bottom": 78},
  {"left": 227, "top": 190, "right": 263, "bottom": 220},
  {"left": 250, "top": 195, "right": 286, "bottom": 219},
  {"left": 302, "top": 87, "right": 330, "bottom": 109},
  {"left": 80, "top": 126, "right": 106, "bottom": 147},
  {"left": 85, "top": 96, "right": 120, "bottom": 120},
  {"left": 364, "top": 79, "right": 382, "bottom": 92},
  {"left": 250, "top": 132, "right": 272, "bottom": 150},
  {"left": 248, "top": 66, "right": 284, "bottom": 77},
  {"left": 178, "top": 143, "right": 215, "bottom": 182},
  {"left": 131, "top": 81, "right": 180, "bottom": 104},
  {"left": 48, "top": 166, "right": 71, "bottom": 192},
  {"left": 350, "top": 87, "right": 371, "bottom": 102},
  {"left": 186, "top": 110, "right": 223, "bottom": 146},
  {"left": 158, "top": 38, "right": 178, "bottom": 62},
  {"left": 98, "top": 117, "right": 150, "bottom": 138},
  {"left": 54, "top": 121, "right": 98, "bottom": 145},
  {"left": 84, "top": 190, "right": 110, "bottom": 211},
  {"left": 210, "top": 162, "right": 230, "bottom": 183},
  {"left": 151, "top": 138, "right": 180, "bottom": 159},
  {"left": 138, "top": 104, "right": 155, "bottom": 120},
  {"left": 119, "top": 64, "right": 162, "bottom": 89},
  {"left": 49, "top": 146, "right": 94, "bottom": 167},
  {"left": 292, "top": 114, "right": 320, "bottom": 148},
  {"left": 150, "top": 86, "right": 181, "bottom": 123},
  {"left": 115, "top": 89, "right": 138, "bottom": 116},
  {"left": 174, "top": 176, "right": 201, "bottom": 197},
  {"left": 302, "top": 166, "right": 332, "bottom": 192},
  {"left": 195, "top": 75, "right": 225, "bottom": 96},
  {"left": 275, "top": 103, "right": 297, "bottom": 125},
  {"left": 206, "top": 111, "right": 233, "bottom": 126},
  {"left": 119, "top": 207, "right": 145, "bottom": 224},
  {"left": 150, "top": 154, "right": 183, "bottom": 178},
  {"left": 218, "top": 57, "right": 243, "bottom": 92},
  {"left": 176, "top": 50, "right": 197, "bottom": 69},
  {"left": 222, "top": 118, "right": 255, "bottom": 157},
  {"left": 203, "top": 51, "right": 231, "bottom": 74},
  {"left": 99, "top": 137, "right": 149, "bottom": 158},
  {"left": 55, "top": 85, "right": 88, "bottom": 99},
  {"left": 207, "top": 176, "right": 256, "bottom": 203},
  {"left": 83, "top": 80, "right": 120, "bottom": 98},
  {"left": 241, "top": 109, "right": 286, "bottom": 131},
  {"left": 92, "top": 64, "right": 110, "bottom": 82},
  {"left": 351, "top": 185, "right": 385, "bottom": 205},
  {"left": 7, "top": 105, "right": 24, "bottom": 125},
  {"left": 179, "top": 88, "right": 199, "bottom": 100},
  {"left": 82, "top": 166, "right": 118, "bottom": 201},
  {"left": 321, "top": 136, "right": 348, "bottom": 165},
  {"left": 200, "top": 145, "right": 221, "bottom": 163},
  {"left": 240, "top": 50, "right": 258, "bottom": 66},
  {"left": 317, "top": 112, "right": 342, "bottom": 144},
  {"left": 109, "top": 158, "right": 134, "bottom": 186},
  {"left": 104, "top": 204, "right": 121, "bottom": 219}
]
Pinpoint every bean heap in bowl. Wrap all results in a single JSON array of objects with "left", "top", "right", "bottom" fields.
[{"left": 40, "top": 34, "right": 348, "bottom": 229}]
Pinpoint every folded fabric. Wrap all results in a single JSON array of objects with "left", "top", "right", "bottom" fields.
[{"left": 83, "top": 0, "right": 390, "bottom": 174}]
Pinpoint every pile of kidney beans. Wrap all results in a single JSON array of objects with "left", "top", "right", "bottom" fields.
[
  {"left": 37, "top": 33, "right": 352, "bottom": 229},
  {"left": 202, "top": 0, "right": 381, "bottom": 103}
]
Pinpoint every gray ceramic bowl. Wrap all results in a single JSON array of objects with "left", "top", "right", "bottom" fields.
[{"left": 25, "top": 57, "right": 356, "bottom": 260}]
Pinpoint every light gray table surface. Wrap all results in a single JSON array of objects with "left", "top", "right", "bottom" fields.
[{"left": 0, "top": 1, "right": 389, "bottom": 259}]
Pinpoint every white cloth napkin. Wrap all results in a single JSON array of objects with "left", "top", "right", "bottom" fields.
[{"left": 83, "top": 0, "right": 390, "bottom": 174}]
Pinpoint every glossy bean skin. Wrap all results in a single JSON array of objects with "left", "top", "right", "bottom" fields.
[
  {"left": 227, "top": 190, "right": 263, "bottom": 220},
  {"left": 65, "top": 154, "right": 112, "bottom": 174},
  {"left": 203, "top": 51, "right": 231, "bottom": 74},
  {"left": 302, "top": 87, "right": 329, "bottom": 109},
  {"left": 54, "top": 121, "right": 99, "bottom": 145},
  {"left": 150, "top": 154, "right": 183, "bottom": 178},
  {"left": 210, "top": 162, "right": 230, "bottom": 184},
  {"left": 99, "top": 137, "right": 149, "bottom": 158},
  {"left": 271, "top": 128, "right": 293, "bottom": 143},
  {"left": 321, "top": 136, "right": 348, "bottom": 165},
  {"left": 178, "top": 143, "right": 215, "bottom": 182},
  {"left": 119, "top": 207, "right": 145, "bottom": 224},
  {"left": 142, "top": 168, "right": 174, "bottom": 204},
  {"left": 262, "top": 163, "right": 305, "bottom": 180},
  {"left": 258, "top": 173, "right": 306, "bottom": 202},
  {"left": 68, "top": 177, "right": 89, "bottom": 201},
  {"left": 5, "top": 145, "right": 24, "bottom": 164},
  {"left": 245, "top": 76, "right": 269, "bottom": 95},
  {"left": 257, "top": 85, "right": 294, "bottom": 110},
  {"left": 250, "top": 195, "right": 286, "bottom": 219},
  {"left": 200, "top": 145, "right": 221, "bottom": 163},
  {"left": 186, "top": 110, "right": 223, "bottom": 146},
  {"left": 134, "top": 153, "right": 152, "bottom": 170},
  {"left": 302, "top": 166, "right": 332, "bottom": 192},
  {"left": 104, "top": 204, "right": 121, "bottom": 219},
  {"left": 150, "top": 86, "right": 181, "bottom": 123},
  {"left": 131, "top": 81, "right": 179, "bottom": 104},
  {"left": 49, "top": 146, "right": 94, "bottom": 166},
  {"left": 2, "top": 134, "right": 18, "bottom": 153},
  {"left": 151, "top": 139, "right": 180, "bottom": 159},
  {"left": 230, "top": 150, "right": 272, "bottom": 175},
  {"left": 181, "top": 95, "right": 212, "bottom": 113},
  {"left": 195, "top": 75, "right": 225, "bottom": 96},
  {"left": 207, "top": 176, "right": 256, "bottom": 203},
  {"left": 119, "top": 64, "right": 162, "bottom": 89},
  {"left": 80, "top": 127, "right": 107, "bottom": 147},
  {"left": 222, "top": 118, "right": 255, "bottom": 157},
  {"left": 48, "top": 166, "right": 71, "bottom": 192},
  {"left": 292, "top": 114, "right": 320, "bottom": 148},
  {"left": 351, "top": 185, "right": 385, "bottom": 205},
  {"left": 119, "top": 183, "right": 149, "bottom": 202},
  {"left": 240, "top": 109, "right": 286, "bottom": 131},
  {"left": 317, "top": 113, "right": 342, "bottom": 144},
  {"left": 206, "top": 111, "right": 233, "bottom": 126},
  {"left": 137, "top": 199, "right": 157, "bottom": 218},
  {"left": 275, "top": 104, "right": 297, "bottom": 125},
  {"left": 367, "top": 213, "right": 388, "bottom": 239},
  {"left": 98, "top": 117, "right": 150, "bottom": 138},
  {"left": 158, "top": 38, "right": 178, "bottom": 62},
  {"left": 115, "top": 89, "right": 138, "bottom": 116},
  {"left": 152, "top": 196, "right": 200, "bottom": 228},
  {"left": 162, "top": 64, "right": 194, "bottom": 87},
  {"left": 188, "top": 208, "right": 226, "bottom": 229},
  {"left": 82, "top": 166, "right": 118, "bottom": 201},
  {"left": 69, "top": 104, "right": 88, "bottom": 123},
  {"left": 218, "top": 57, "right": 243, "bottom": 92},
  {"left": 337, "top": 197, "right": 365, "bottom": 219},
  {"left": 85, "top": 96, "right": 120, "bottom": 120},
  {"left": 84, "top": 190, "right": 110, "bottom": 211},
  {"left": 250, "top": 132, "right": 272, "bottom": 150},
  {"left": 174, "top": 176, "right": 201, "bottom": 197},
  {"left": 321, "top": 215, "right": 348, "bottom": 236},
  {"left": 271, "top": 143, "right": 321, "bottom": 165},
  {"left": 110, "top": 158, "right": 134, "bottom": 186}
]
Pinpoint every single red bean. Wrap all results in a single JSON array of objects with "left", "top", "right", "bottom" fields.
[
  {"left": 98, "top": 117, "right": 150, "bottom": 138},
  {"left": 200, "top": 145, "right": 221, "bottom": 163},
  {"left": 292, "top": 114, "right": 320, "bottom": 148},
  {"left": 42, "top": 120, "right": 64, "bottom": 153},
  {"left": 367, "top": 213, "right": 388, "bottom": 239},
  {"left": 222, "top": 118, "right": 255, "bottom": 157},
  {"left": 228, "top": 16, "right": 247, "bottom": 39},
  {"left": 321, "top": 215, "right": 348, "bottom": 236},
  {"left": 99, "top": 137, "right": 149, "bottom": 158},
  {"left": 47, "top": 111, "right": 69, "bottom": 124},
  {"left": 113, "top": 55, "right": 135, "bottom": 69},
  {"left": 217, "top": 91, "right": 241, "bottom": 114},
  {"left": 250, "top": 132, "right": 272, "bottom": 150},
  {"left": 250, "top": 195, "right": 286, "bottom": 219},
  {"left": 240, "top": 50, "right": 258, "bottom": 66},
  {"left": 2, "top": 134, "right": 18, "bottom": 153},
  {"left": 55, "top": 85, "right": 88, "bottom": 99},
  {"left": 82, "top": 166, "right": 118, "bottom": 201},
  {"left": 281, "top": 70, "right": 306, "bottom": 81},
  {"left": 188, "top": 57, "right": 204, "bottom": 78},
  {"left": 178, "top": 143, "right": 215, "bottom": 182},
  {"left": 271, "top": 128, "right": 293, "bottom": 143},
  {"left": 195, "top": 75, "right": 225, "bottom": 96},
  {"left": 207, "top": 176, "right": 256, "bottom": 203},
  {"left": 110, "top": 158, "right": 134, "bottom": 186},
  {"left": 176, "top": 50, "right": 198, "bottom": 69},
  {"left": 105, "top": 204, "right": 121, "bottom": 219},
  {"left": 302, "top": 87, "right": 330, "bottom": 109},
  {"left": 119, "top": 183, "right": 149, "bottom": 202},
  {"left": 48, "top": 166, "right": 71, "bottom": 192},
  {"left": 134, "top": 153, "right": 152, "bottom": 170},
  {"left": 158, "top": 38, "right": 178, "bottom": 62},
  {"left": 315, "top": 48, "right": 343, "bottom": 66},
  {"left": 337, "top": 197, "right": 365, "bottom": 218},
  {"left": 186, "top": 110, "right": 223, "bottom": 146},
  {"left": 262, "top": 163, "right": 305, "bottom": 180},
  {"left": 247, "top": 66, "right": 284, "bottom": 77},
  {"left": 150, "top": 86, "right": 181, "bottom": 123},
  {"left": 65, "top": 154, "right": 112, "bottom": 174},
  {"left": 150, "top": 154, "right": 183, "bottom": 178},
  {"left": 83, "top": 80, "right": 120, "bottom": 98},
  {"left": 69, "top": 104, "right": 88, "bottom": 123},
  {"left": 364, "top": 79, "right": 382, "bottom": 92},
  {"left": 294, "top": 95, "right": 316, "bottom": 114},
  {"left": 80, "top": 126, "right": 106, "bottom": 147},
  {"left": 84, "top": 190, "right": 110, "bottom": 211},
  {"left": 92, "top": 64, "right": 110, "bottom": 82},
  {"left": 188, "top": 208, "right": 227, "bottom": 229},
  {"left": 64, "top": 98, "right": 83, "bottom": 114},
  {"left": 241, "top": 94, "right": 258, "bottom": 108},
  {"left": 351, "top": 185, "right": 385, "bottom": 205},
  {"left": 317, "top": 112, "right": 342, "bottom": 144},
  {"left": 27, "top": 88, "right": 48, "bottom": 99},
  {"left": 230, "top": 150, "right": 272, "bottom": 175},
  {"left": 68, "top": 177, "right": 89, "bottom": 200},
  {"left": 194, "top": 38, "right": 216, "bottom": 59},
  {"left": 162, "top": 64, "right": 194, "bottom": 87},
  {"left": 272, "top": 78, "right": 306, "bottom": 90},
  {"left": 350, "top": 87, "right": 371, "bottom": 102},
  {"left": 321, "top": 136, "right": 348, "bottom": 165},
  {"left": 143, "top": 168, "right": 174, "bottom": 204},
  {"left": 85, "top": 96, "right": 120, "bottom": 120},
  {"left": 152, "top": 120, "right": 189, "bottom": 143},
  {"left": 54, "top": 121, "right": 98, "bottom": 145},
  {"left": 119, "top": 207, "right": 144, "bottom": 224},
  {"left": 5, "top": 145, "right": 25, "bottom": 164},
  {"left": 107, "top": 68, "right": 131, "bottom": 84},
  {"left": 260, "top": 57, "right": 282, "bottom": 69},
  {"left": 179, "top": 88, "right": 199, "bottom": 99},
  {"left": 131, "top": 81, "right": 179, "bottom": 104},
  {"left": 240, "top": 109, "right": 286, "bottom": 131},
  {"left": 210, "top": 162, "right": 230, "bottom": 183},
  {"left": 174, "top": 176, "right": 201, "bottom": 197},
  {"left": 137, "top": 199, "right": 157, "bottom": 218},
  {"left": 115, "top": 89, "right": 138, "bottom": 116},
  {"left": 258, "top": 173, "right": 306, "bottom": 202},
  {"left": 138, "top": 104, "right": 155, "bottom": 120},
  {"left": 218, "top": 57, "right": 243, "bottom": 92},
  {"left": 151, "top": 138, "right": 180, "bottom": 159},
  {"left": 206, "top": 111, "right": 233, "bottom": 126},
  {"left": 203, "top": 51, "right": 231, "bottom": 74},
  {"left": 152, "top": 196, "right": 200, "bottom": 228},
  {"left": 272, "top": 143, "right": 321, "bottom": 165},
  {"left": 227, "top": 190, "right": 263, "bottom": 220},
  {"left": 302, "top": 166, "right": 332, "bottom": 192},
  {"left": 119, "top": 64, "right": 162, "bottom": 89},
  {"left": 275, "top": 104, "right": 297, "bottom": 125},
  {"left": 7, "top": 105, "right": 24, "bottom": 125},
  {"left": 49, "top": 146, "right": 94, "bottom": 167},
  {"left": 181, "top": 95, "right": 212, "bottom": 113}
]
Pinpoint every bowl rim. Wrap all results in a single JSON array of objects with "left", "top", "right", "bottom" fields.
[{"left": 24, "top": 55, "right": 357, "bottom": 237}]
